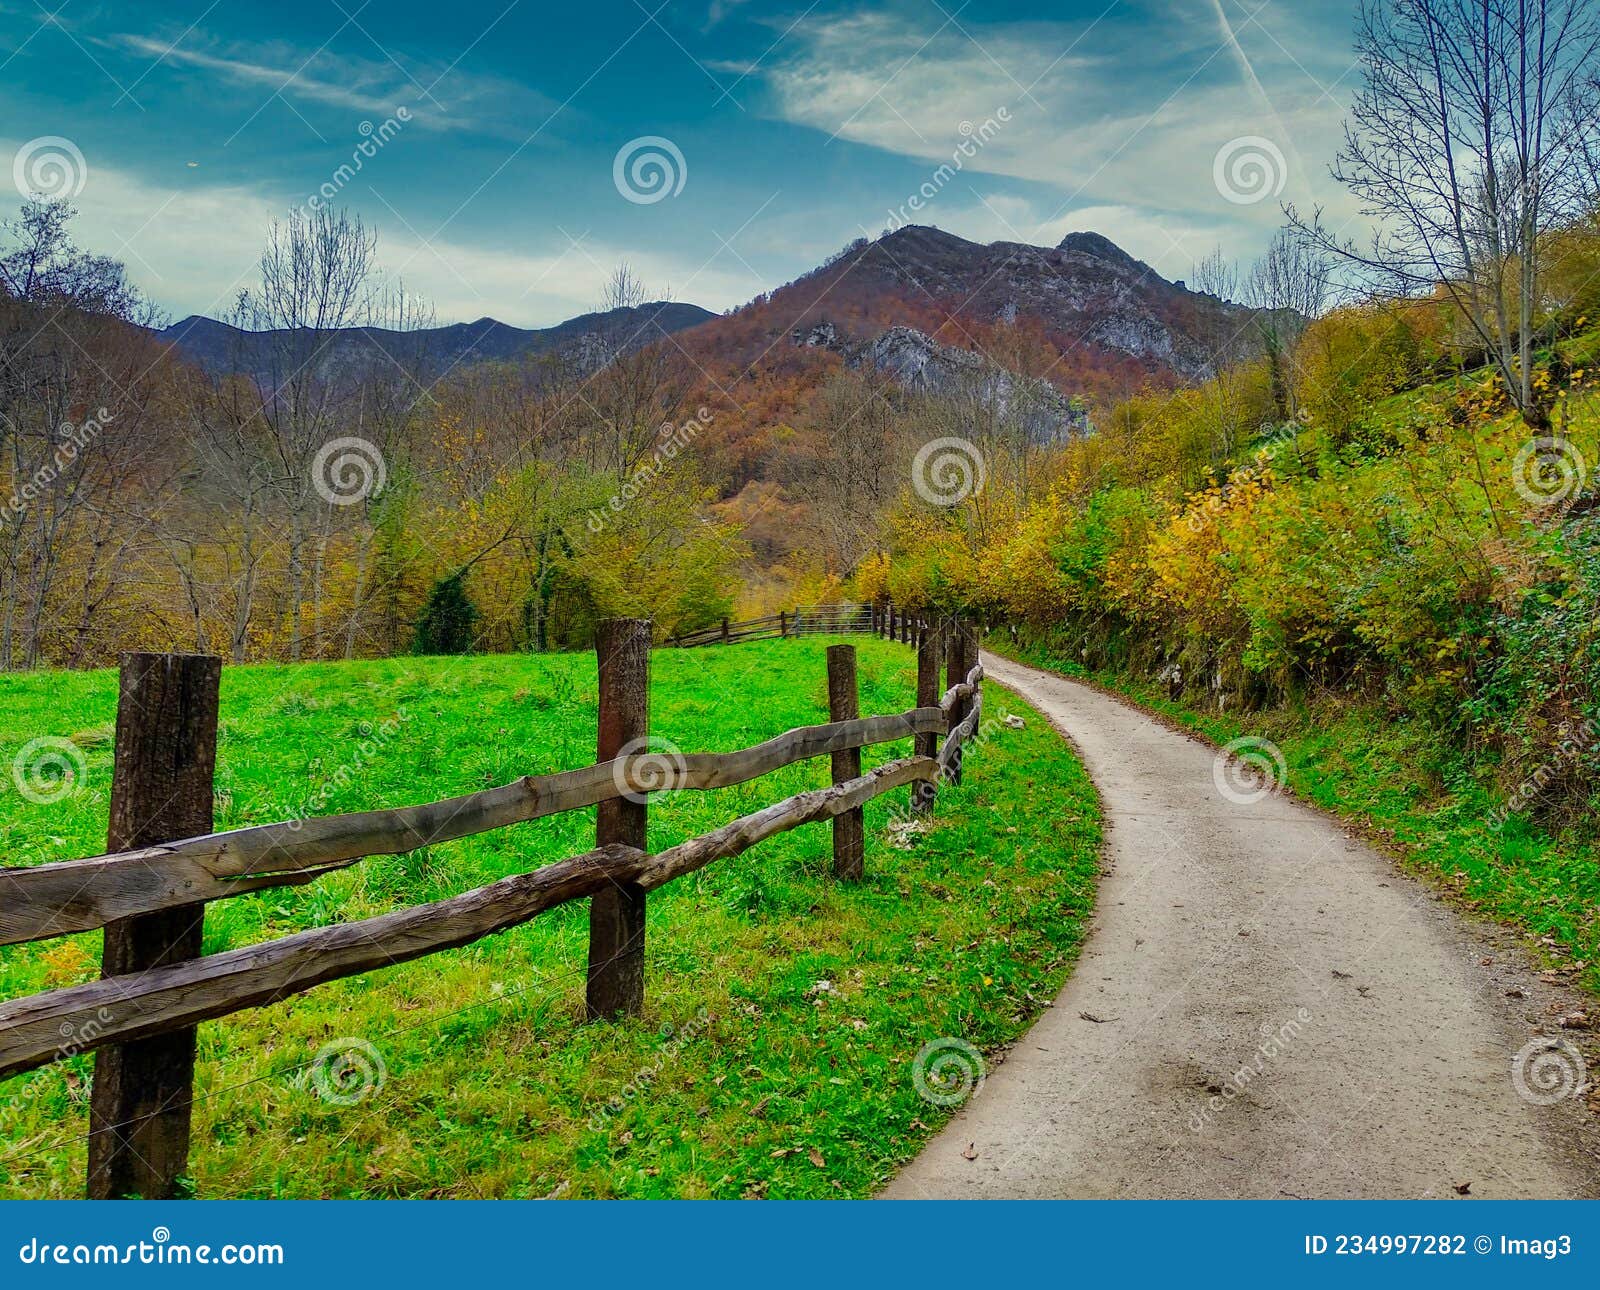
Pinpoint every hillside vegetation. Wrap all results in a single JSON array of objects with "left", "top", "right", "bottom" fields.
[{"left": 876, "top": 288, "right": 1600, "bottom": 986}]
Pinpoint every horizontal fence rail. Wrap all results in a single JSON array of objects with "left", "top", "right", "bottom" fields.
[
  {"left": 0, "top": 617, "right": 985, "bottom": 1199},
  {"left": 670, "top": 601, "right": 950, "bottom": 648},
  {"left": 0, "top": 709, "right": 945, "bottom": 946}
]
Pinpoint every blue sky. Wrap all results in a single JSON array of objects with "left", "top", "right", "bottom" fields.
[{"left": 0, "top": 0, "right": 1364, "bottom": 327}]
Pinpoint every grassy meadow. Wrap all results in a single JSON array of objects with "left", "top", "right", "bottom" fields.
[{"left": 0, "top": 637, "right": 1100, "bottom": 1198}]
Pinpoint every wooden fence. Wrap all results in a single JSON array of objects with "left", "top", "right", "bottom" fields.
[
  {"left": 670, "top": 601, "right": 940, "bottom": 648},
  {"left": 0, "top": 617, "right": 983, "bottom": 1199}
]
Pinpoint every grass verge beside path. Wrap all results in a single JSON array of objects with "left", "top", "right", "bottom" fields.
[
  {"left": 0, "top": 637, "right": 1099, "bottom": 1198},
  {"left": 991, "top": 638, "right": 1600, "bottom": 1005}
]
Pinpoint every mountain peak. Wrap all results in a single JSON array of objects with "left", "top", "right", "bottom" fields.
[{"left": 1056, "top": 231, "right": 1150, "bottom": 275}]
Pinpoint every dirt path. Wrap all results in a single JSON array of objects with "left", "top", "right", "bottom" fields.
[{"left": 885, "top": 653, "right": 1599, "bottom": 1200}]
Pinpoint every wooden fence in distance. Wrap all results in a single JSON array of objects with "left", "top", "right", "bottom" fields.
[
  {"left": 670, "top": 601, "right": 943, "bottom": 648},
  {"left": 0, "top": 618, "right": 983, "bottom": 1199}
]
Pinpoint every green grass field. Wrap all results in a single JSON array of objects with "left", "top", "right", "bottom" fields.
[{"left": 0, "top": 637, "right": 1100, "bottom": 1198}]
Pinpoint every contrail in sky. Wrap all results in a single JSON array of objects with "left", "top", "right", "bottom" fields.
[{"left": 1206, "top": 0, "right": 1304, "bottom": 179}]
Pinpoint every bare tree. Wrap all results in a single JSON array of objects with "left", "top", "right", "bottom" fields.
[
  {"left": 1245, "top": 229, "right": 1332, "bottom": 420},
  {"left": 0, "top": 200, "right": 163, "bottom": 669},
  {"left": 239, "top": 207, "right": 378, "bottom": 658},
  {"left": 1292, "top": 0, "right": 1600, "bottom": 427}
]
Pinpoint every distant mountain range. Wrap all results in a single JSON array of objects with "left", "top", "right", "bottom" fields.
[
  {"left": 153, "top": 225, "right": 1285, "bottom": 407},
  {"left": 152, "top": 300, "right": 718, "bottom": 379}
]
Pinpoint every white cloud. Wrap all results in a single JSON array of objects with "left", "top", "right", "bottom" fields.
[
  {"left": 757, "top": 5, "right": 1365, "bottom": 254},
  {"left": 103, "top": 32, "right": 561, "bottom": 137}
]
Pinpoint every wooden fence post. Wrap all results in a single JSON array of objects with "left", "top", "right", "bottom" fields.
[
  {"left": 826, "top": 644, "right": 864, "bottom": 880},
  {"left": 720, "top": 617, "right": 729, "bottom": 645},
  {"left": 588, "top": 618, "right": 650, "bottom": 1020},
  {"left": 945, "top": 619, "right": 977, "bottom": 787},
  {"left": 88, "top": 652, "right": 221, "bottom": 1200},
  {"left": 888, "top": 603, "right": 896, "bottom": 642},
  {"left": 779, "top": 610, "right": 787, "bottom": 638},
  {"left": 913, "top": 624, "right": 942, "bottom": 813}
]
